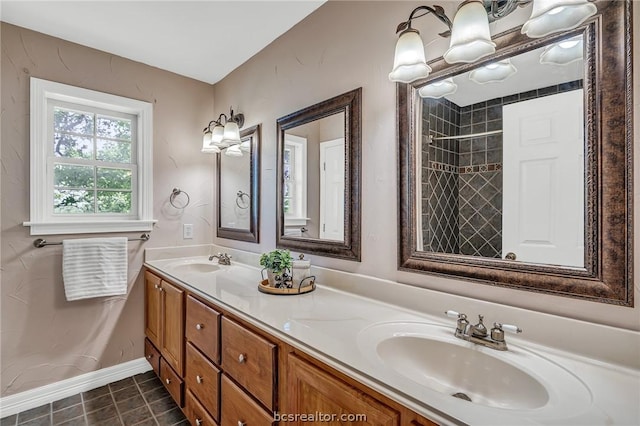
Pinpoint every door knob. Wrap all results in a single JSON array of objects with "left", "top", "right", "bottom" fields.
[
  {"left": 196, "top": 375, "right": 203, "bottom": 384},
  {"left": 196, "top": 323, "right": 204, "bottom": 330},
  {"left": 505, "top": 252, "right": 517, "bottom": 260},
  {"left": 238, "top": 353, "right": 246, "bottom": 363},
  {"left": 195, "top": 419, "right": 203, "bottom": 426},
  {"left": 165, "top": 378, "right": 171, "bottom": 385}
]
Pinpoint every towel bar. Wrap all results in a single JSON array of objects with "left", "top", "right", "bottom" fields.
[{"left": 33, "top": 233, "right": 150, "bottom": 248}]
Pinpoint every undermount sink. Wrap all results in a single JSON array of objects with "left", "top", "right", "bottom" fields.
[
  {"left": 357, "top": 321, "right": 592, "bottom": 414},
  {"left": 166, "top": 260, "right": 220, "bottom": 273}
]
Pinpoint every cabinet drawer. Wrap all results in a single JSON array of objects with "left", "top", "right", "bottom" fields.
[
  {"left": 221, "top": 317, "right": 276, "bottom": 411},
  {"left": 221, "top": 375, "right": 274, "bottom": 426},
  {"left": 160, "top": 357, "right": 184, "bottom": 407},
  {"left": 185, "top": 389, "right": 217, "bottom": 426},
  {"left": 186, "top": 342, "right": 220, "bottom": 421},
  {"left": 144, "top": 338, "right": 160, "bottom": 377},
  {"left": 186, "top": 295, "right": 221, "bottom": 363}
]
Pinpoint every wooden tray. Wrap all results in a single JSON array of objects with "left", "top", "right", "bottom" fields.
[{"left": 258, "top": 279, "right": 315, "bottom": 295}]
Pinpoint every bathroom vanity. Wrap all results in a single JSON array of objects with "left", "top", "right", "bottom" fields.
[{"left": 143, "top": 248, "right": 639, "bottom": 426}]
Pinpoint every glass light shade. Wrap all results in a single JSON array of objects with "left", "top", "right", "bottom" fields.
[
  {"left": 211, "top": 124, "right": 225, "bottom": 145},
  {"left": 444, "top": 0, "right": 496, "bottom": 64},
  {"left": 220, "top": 121, "right": 241, "bottom": 145},
  {"left": 521, "top": 0, "right": 597, "bottom": 38},
  {"left": 201, "top": 136, "right": 221, "bottom": 154},
  {"left": 389, "top": 30, "right": 432, "bottom": 83},
  {"left": 539, "top": 35, "right": 583, "bottom": 65},
  {"left": 224, "top": 144, "right": 243, "bottom": 157},
  {"left": 418, "top": 78, "right": 458, "bottom": 99},
  {"left": 239, "top": 140, "right": 251, "bottom": 152},
  {"left": 202, "top": 130, "right": 212, "bottom": 147},
  {"left": 469, "top": 59, "right": 517, "bottom": 84}
]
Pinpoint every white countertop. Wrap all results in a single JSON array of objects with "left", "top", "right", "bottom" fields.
[{"left": 144, "top": 254, "right": 640, "bottom": 426}]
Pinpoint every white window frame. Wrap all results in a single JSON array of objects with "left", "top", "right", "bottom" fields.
[
  {"left": 24, "top": 78, "right": 155, "bottom": 235},
  {"left": 284, "top": 134, "right": 309, "bottom": 227}
]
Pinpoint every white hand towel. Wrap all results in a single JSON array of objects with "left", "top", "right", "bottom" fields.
[{"left": 62, "top": 237, "right": 128, "bottom": 301}]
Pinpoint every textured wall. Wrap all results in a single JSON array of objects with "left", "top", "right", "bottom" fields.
[
  {"left": 1, "top": 23, "right": 214, "bottom": 396},
  {"left": 212, "top": 1, "right": 639, "bottom": 330}
]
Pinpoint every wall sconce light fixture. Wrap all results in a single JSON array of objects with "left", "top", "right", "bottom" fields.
[
  {"left": 389, "top": 0, "right": 596, "bottom": 84},
  {"left": 201, "top": 107, "right": 246, "bottom": 156}
]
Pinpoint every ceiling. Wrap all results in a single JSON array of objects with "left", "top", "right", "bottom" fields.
[{"left": 0, "top": 1, "right": 326, "bottom": 84}]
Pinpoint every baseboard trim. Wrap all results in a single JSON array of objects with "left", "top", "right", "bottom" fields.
[{"left": 0, "top": 358, "right": 152, "bottom": 418}]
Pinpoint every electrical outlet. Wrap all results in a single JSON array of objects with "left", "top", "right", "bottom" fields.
[{"left": 183, "top": 224, "right": 193, "bottom": 239}]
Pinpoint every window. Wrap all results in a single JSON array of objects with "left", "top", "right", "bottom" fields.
[
  {"left": 283, "top": 134, "right": 308, "bottom": 226},
  {"left": 25, "top": 78, "right": 155, "bottom": 235}
]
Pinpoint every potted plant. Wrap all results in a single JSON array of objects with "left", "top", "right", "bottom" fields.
[{"left": 259, "top": 249, "right": 293, "bottom": 287}]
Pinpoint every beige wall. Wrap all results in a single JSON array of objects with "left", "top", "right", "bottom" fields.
[
  {"left": 1, "top": 23, "right": 215, "bottom": 396},
  {"left": 213, "top": 1, "right": 640, "bottom": 330}
]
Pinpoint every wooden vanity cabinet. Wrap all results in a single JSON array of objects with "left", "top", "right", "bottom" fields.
[
  {"left": 286, "top": 353, "right": 400, "bottom": 425},
  {"left": 143, "top": 269, "right": 438, "bottom": 426}
]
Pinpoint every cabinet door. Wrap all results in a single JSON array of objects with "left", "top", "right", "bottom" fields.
[
  {"left": 144, "top": 271, "right": 162, "bottom": 348},
  {"left": 161, "top": 280, "right": 184, "bottom": 376},
  {"left": 287, "top": 354, "right": 399, "bottom": 426}
]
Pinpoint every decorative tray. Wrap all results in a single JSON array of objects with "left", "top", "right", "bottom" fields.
[{"left": 258, "top": 279, "right": 316, "bottom": 295}]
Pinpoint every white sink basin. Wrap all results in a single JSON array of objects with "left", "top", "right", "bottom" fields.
[
  {"left": 357, "top": 322, "right": 592, "bottom": 414},
  {"left": 165, "top": 260, "right": 220, "bottom": 273}
]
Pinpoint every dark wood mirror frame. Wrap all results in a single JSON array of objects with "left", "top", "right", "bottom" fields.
[
  {"left": 217, "top": 124, "right": 261, "bottom": 243},
  {"left": 397, "top": 1, "right": 633, "bottom": 305},
  {"left": 276, "top": 88, "right": 362, "bottom": 261}
]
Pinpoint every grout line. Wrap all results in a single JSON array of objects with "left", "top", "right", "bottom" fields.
[{"left": 107, "top": 385, "right": 124, "bottom": 426}]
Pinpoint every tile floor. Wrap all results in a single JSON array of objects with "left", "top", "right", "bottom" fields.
[{"left": 0, "top": 371, "right": 186, "bottom": 426}]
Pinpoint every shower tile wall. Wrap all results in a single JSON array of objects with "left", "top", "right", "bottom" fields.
[
  {"left": 421, "top": 80, "right": 582, "bottom": 258},
  {"left": 422, "top": 98, "right": 460, "bottom": 253}
]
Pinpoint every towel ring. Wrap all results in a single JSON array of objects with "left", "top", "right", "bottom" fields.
[
  {"left": 170, "top": 188, "right": 190, "bottom": 209},
  {"left": 236, "top": 191, "right": 250, "bottom": 209}
]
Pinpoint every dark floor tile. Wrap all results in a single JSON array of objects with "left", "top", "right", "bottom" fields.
[
  {"left": 115, "top": 395, "right": 145, "bottom": 414},
  {"left": 154, "top": 408, "right": 184, "bottom": 426},
  {"left": 85, "top": 406, "right": 118, "bottom": 425},
  {"left": 136, "top": 378, "right": 161, "bottom": 394},
  {"left": 52, "top": 405, "right": 84, "bottom": 425},
  {"left": 147, "top": 397, "right": 178, "bottom": 416},
  {"left": 82, "top": 386, "right": 109, "bottom": 402},
  {"left": 17, "top": 404, "right": 50, "bottom": 424},
  {"left": 170, "top": 422, "right": 187, "bottom": 426},
  {"left": 132, "top": 371, "right": 155, "bottom": 384},
  {"left": 93, "top": 420, "right": 121, "bottom": 426},
  {"left": 119, "top": 407, "right": 151, "bottom": 426},
  {"left": 111, "top": 387, "right": 140, "bottom": 403},
  {"left": 108, "top": 378, "right": 135, "bottom": 393},
  {"left": 140, "top": 387, "right": 169, "bottom": 404},
  {"left": 131, "top": 420, "right": 156, "bottom": 426},
  {"left": 17, "top": 415, "right": 51, "bottom": 426},
  {"left": 0, "top": 415, "right": 17, "bottom": 426},
  {"left": 52, "top": 395, "right": 82, "bottom": 413},
  {"left": 56, "top": 417, "right": 86, "bottom": 426},
  {"left": 83, "top": 395, "right": 114, "bottom": 414}
]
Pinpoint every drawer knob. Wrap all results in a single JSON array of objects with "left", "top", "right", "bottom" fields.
[
  {"left": 146, "top": 354, "right": 153, "bottom": 359},
  {"left": 238, "top": 353, "right": 246, "bottom": 364},
  {"left": 196, "top": 419, "right": 203, "bottom": 426},
  {"left": 196, "top": 375, "right": 203, "bottom": 384},
  {"left": 165, "top": 378, "right": 171, "bottom": 385},
  {"left": 196, "top": 323, "right": 204, "bottom": 330},
  {"left": 238, "top": 422, "right": 246, "bottom": 426}
]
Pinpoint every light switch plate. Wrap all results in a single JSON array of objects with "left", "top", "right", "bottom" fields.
[{"left": 183, "top": 224, "right": 193, "bottom": 239}]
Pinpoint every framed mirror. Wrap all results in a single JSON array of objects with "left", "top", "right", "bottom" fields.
[
  {"left": 217, "top": 124, "right": 260, "bottom": 243},
  {"left": 276, "top": 88, "right": 362, "bottom": 260},
  {"left": 398, "top": 1, "right": 632, "bottom": 305}
]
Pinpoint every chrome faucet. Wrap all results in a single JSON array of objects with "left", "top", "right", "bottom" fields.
[
  {"left": 209, "top": 252, "right": 232, "bottom": 265},
  {"left": 445, "top": 311, "right": 522, "bottom": 351}
]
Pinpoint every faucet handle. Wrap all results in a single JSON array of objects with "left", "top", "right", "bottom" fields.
[
  {"left": 499, "top": 323, "right": 522, "bottom": 334},
  {"left": 445, "top": 310, "right": 462, "bottom": 319}
]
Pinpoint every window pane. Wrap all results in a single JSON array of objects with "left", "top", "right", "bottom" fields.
[
  {"left": 97, "top": 168, "right": 131, "bottom": 190},
  {"left": 54, "top": 164, "right": 94, "bottom": 188},
  {"left": 97, "top": 116, "right": 132, "bottom": 140},
  {"left": 283, "top": 198, "right": 290, "bottom": 213},
  {"left": 54, "top": 189, "right": 94, "bottom": 213},
  {"left": 97, "top": 191, "right": 131, "bottom": 214},
  {"left": 54, "top": 108, "right": 94, "bottom": 135},
  {"left": 54, "top": 133, "right": 93, "bottom": 159},
  {"left": 96, "top": 139, "right": 132, "bottom": 163}
]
